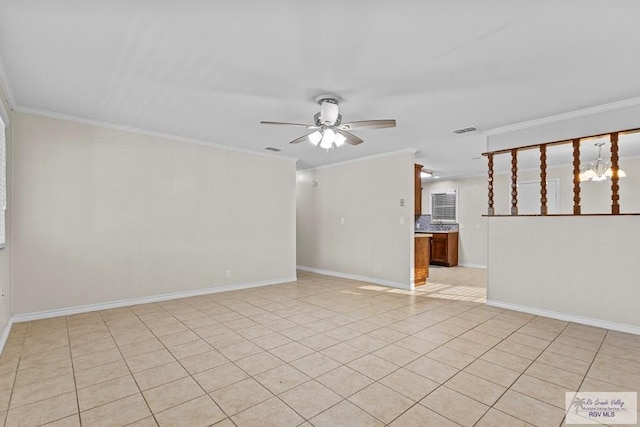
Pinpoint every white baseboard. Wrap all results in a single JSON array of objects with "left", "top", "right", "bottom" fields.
[
  {"left": 0, "top": 317, "right": 14, "bottom": 355},
  {"left": 458, "top": 263, "right": 487, "bottom": 269},
  {"left": 486, "top": 299, "right": 640, "bottom": 336},
  {"left": 297, "top": 265, "right": 411, "bottom": 290},
  {"left": 11, "top": 276, "right": 297, "bottom": 324}
]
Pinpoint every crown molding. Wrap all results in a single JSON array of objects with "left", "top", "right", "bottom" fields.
[
  {"left": 484, "top": 96, "right": 640, "bottom": 136},
  {"left": 0, "top": 54, "right": 16, "bottom": 110},
  {"left": 14, "top": 106, "right": 298, "bottom": 163},
  {"left": 297, "top": 148, "right": 417, "bottom": 172}
]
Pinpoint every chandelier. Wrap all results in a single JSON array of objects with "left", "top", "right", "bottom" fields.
[{"left": 579, "top": 142, "right": 626, "bottom": 182}]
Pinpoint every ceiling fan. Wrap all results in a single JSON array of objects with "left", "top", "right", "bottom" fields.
[{"left": 260, "top": 96, "right": 396, "bottom": 150}]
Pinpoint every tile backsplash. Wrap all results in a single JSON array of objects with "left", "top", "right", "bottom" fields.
[{"left": 415, "top": 214, "right": 459, "bottom": 232}]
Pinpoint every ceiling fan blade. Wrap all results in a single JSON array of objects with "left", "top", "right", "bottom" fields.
[
  {"left": 289, "top": 131, "right": 317, "bottom": 144},
  {"left": 340, "top": 130, "right": 364, "bottom": 146},
  {"left": 338, "top": 119, "right": 396, "bottom": 130},
  {"left": 260, "top": 121, "right": 318, "bottom": 129}
]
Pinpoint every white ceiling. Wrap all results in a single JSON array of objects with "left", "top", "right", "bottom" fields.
[{"left": 1, "top": 0, "right": 639, "bottom": 177}]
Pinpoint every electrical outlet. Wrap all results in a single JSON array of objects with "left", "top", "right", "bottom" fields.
[{"left": 225, "top": 270, "right": 231, "bottom": 279}]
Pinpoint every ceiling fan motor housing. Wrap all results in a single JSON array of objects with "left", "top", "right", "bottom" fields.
[{"left": 318, "top": 98, "right": 340, "bottom": 125}]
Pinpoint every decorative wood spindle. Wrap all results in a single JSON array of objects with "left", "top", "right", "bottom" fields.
[
  {"left": 510, "top": 149, "right": 518, "bottom": 215},
  {"left": 572, "top": 138, "right": 581, "bottom": 215},
  {"left": 610, "top": 132, "right": 620, "bottom": 215},
  {"left": 487, "top": 153, "right": 495, "bottom": 215},
  {"left": 540, "top": 145, "right": 547, "bottom": 215}
]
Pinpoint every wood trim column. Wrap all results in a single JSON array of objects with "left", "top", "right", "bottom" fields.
[
  {"left": 540, "top": 145, "right": 547, "bottom": 215},
  {"left": 610, "top": 132, "right": 620, "bottom": 215},
  {"left": 572, "top": 138, "right": 581, "bottom": 215},
  {"left": 510, "top": 149, "right": 518, "bottom": 215},
  {"left": 487, "top": 153, "right": 495, "bottom": 215}
]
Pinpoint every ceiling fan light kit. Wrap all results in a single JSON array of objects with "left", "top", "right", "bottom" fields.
[{"left": 260, "top": 96, "right": 396, "bottom": 151}]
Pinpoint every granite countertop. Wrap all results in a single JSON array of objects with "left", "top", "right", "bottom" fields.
[
  {"left": 414, "top": 233, "right": 433, "bottom": 238},
  {"left": 416, "top": 230, "right": 458, "bottom": 234}
]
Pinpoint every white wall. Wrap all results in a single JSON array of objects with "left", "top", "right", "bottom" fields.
[
  {"left": 296, "top": 151, "right": 414, "bottom": 288},
  {"left": 487, "top": 103, "right": 640, "bottom": 332},
  {"left": 422, "top": 177, "right": 487, "bottom": 268},
  {"left": 12, "top": 112, "right": 297, "bottom": 315},
  {"left": 488, "top": 216, "right": 640, "bottom": 330},
  {"left": 0, "top": 85, "right": 11, "bottom": 340}
]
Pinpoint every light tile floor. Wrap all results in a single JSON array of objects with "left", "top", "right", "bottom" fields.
[{"left": 0, "top": 269, "right": 638, "bottom": 426}]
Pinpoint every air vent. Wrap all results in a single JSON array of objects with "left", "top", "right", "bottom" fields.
[
  {"left": 453, "top": 126, "right": 478, "bottom": 134},
  {"left": 264, "top": 147, "right": 281, "bottom": 152}
]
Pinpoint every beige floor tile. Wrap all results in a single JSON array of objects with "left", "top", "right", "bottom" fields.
[
  {"left": 405, "top": 355, "right": 458, "bottom": 384},
  {"left": 347, "top": 354, "right": 398, "bottom": 380},
  {"left": 133, "top": 361, "right": 189, "bottom": 391},
  {"left": 180, "top": 349, "right": 228, "bottom": 374},
  {"left": 546, "top": 342, "right": 596, "bottom": 363},
  {"left": 70, "top": 336, "right": 118, "bottom": 358},
  {"left": 167, "top": 339, "right": 213, "bottom": 360},
  {"left": 216, "top": 340, "right": 264, "bottom": 361},
  {"left": 80, "top": 393, "right": 151, "bottom": 427},
  {"left": 231, "top": 397, "right": 304, "bottom": 427},
  {"left": 279, "top": 325, "right": 317, "bottom": 341},
  {"left": 311, "top": 400, "right": 383, "bottom": 427},
  {"left": 0, "top": 387, "right": 10, "bottom": 411},
  {"left": 380, "top": 368, "right": 439, "bottom": 401},
  {"left": 235, "top": 351, "right": 284, "bottom": 376},
  {"left": 119, "top": 338, "right": 166, "bottom": 359},
  {"left": 506, "top": 332, "right": 551, "bottom": 350},
  {"left": 594, "top": 351, "right": 640, "bottom": 374},
  {"left": 316, "top": 365, "right": 373, "bottom": 398},
  {"left": 279, "top": 379, "right": 342, "bottom": 419},
  {"left": 494, "top": 390, "right": 566, "bottom": 427},
  {"left": 268, "top": 341, "right": 315, "bottom": 362},
  {"left": 537, "top": 350, "right": 591, "bottom": 376},
  {"left": 315, "top": 334, "right": 364, "bottom": 358},
  {"left": 393, "top": 336, "right": 439, "bottom": 354},
  {"left": 475, "top": 408, "right": 534, "bottom": 427},
  {"left": 126, "top": 349, "right": 176, "bottom": 373},
  {"left": 463, "top": 358, "right": 520, "bottom": 388},
  {"left": 113, "top": 329, "right": 156, "bottom": 347},
  {"left": 251, "top": 332, "right": 293, "bottom": 350},
  {"left": 349, "top": 382, "right": 413, "bottom": 424},
  {"left": 373, "top": 343, "right": 420, "bottom": 366},
  {"left": 205, "top": 331, "right": 246, "bottom": 349},
  {"left": 290, "top": 352, "right": 341, "bottom": 378},
  {"left": 426, "top": 346, "right": 475, "bottom": 369},
  {"left": 43, "top": 414, "right": 81, "bottom": 426},
  {"left": 143, "top": 377, "right": 205, "bottom": 413},
  {"left": 525, "top": 361, "right": 583, "bottom": 390},
  {"left": 587, "top": 363, "right": 640, "bottom": 389},
  {"left": 495, "top": 340, "right": 543, "bottom": 360},
  {"left": 210, "top": 378, "right": 273, "bottom": 416},
  {"left": 444, "top": 337, "right": 492, "bottom": 357},
  {"left": 14, "top": 358, "right": 73, "bottom": 387},
  {"left": 445, "top": 371, "right": 507, "bottom": 406},
  {"left": 481, "top": 348, "right": 531, "bottom": 372},
  {"left": 254, "top": 364, "right": 310, "bottom": 395},
  {"left": 555, "top": 334, "right": 602, "bottom": 351},
  {"left": 459, "top": 330, "right": 503, "bottom": 347},
  {"left": 512, "top": 374, "right": 574, "bottom": 409},
  {"left": 10, "top": 373, "right": 76, "bottom": 408},
  {"left": 75, "top": 360, "right": 130, "bottom": 390},
  {"left": 348, "top": 335, "right": 388, "bottom": 352},
  {"left": 73, "top": 347, "right": 123, "bottom": 371},
  {"left": 412, "top": 328, "right": 455, "bottom": 345},
  {"left": 192, "top": 323, "right": 232, "bottom": 339},
  {"left": 124, "top": 416, "right": 158, "bottom": 426},
  {"left": 388, "top": 404, "right": 459, "bottom": 427},
  {"left": 193, "top": 363, "right": 248, "bottom": 393},
  {"left": 155, "top": 395, "right": 226, "bottom": 426},
  {"left": 517, "top": 325, "right": 561, "bottom": 341},
  {"left": 78, "top": 375, "right": 139, "bottom": 411},
  {"left": 5, "top": 391, "right": 77, "bottom": 427},
  {"left": 420, "top": 386, "right": 488, "bottom": 426}
]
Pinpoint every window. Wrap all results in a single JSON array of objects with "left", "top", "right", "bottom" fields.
[
  {"left": 0, "top": 114, "right": 5, "bottom": 249},
  {"left": 430, "top": 190, "right": 457, "bottom": 222}
]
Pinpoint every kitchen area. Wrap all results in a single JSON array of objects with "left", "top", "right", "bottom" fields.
[{"left": 414, "top": 164, "right": 459, "bottom": 286}]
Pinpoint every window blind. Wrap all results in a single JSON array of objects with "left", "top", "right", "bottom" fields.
[{"left": 431, "top": 191, "right": 457, "bottom": 222}]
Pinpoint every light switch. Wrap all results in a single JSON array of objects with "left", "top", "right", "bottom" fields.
[
  {"left": 340, "top": 217, "right": 345, "bottom": 225},
  {"left": 399, "top": 216, "right": 405, "bottom": 225}
]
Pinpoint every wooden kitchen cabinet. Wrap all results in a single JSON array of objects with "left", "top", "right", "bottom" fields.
[
  {"left": 430, "top": 232, "right": 458, "bottom": 267},
  {"left": 414, "top": 235, "right": 431, "bottom": 285},
  {"left": 414, "top": 164, "right": 423, "bottom": 216}
]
